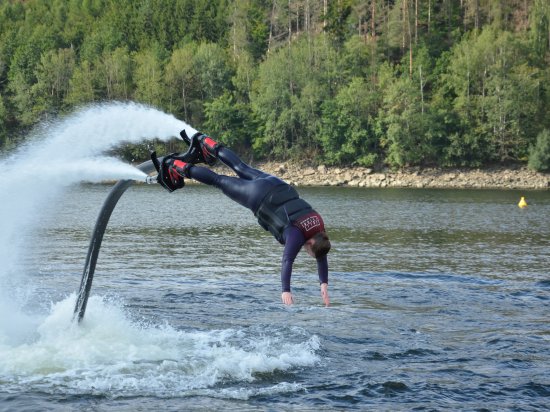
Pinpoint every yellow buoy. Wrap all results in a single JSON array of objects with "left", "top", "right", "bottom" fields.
[{"left": 518, "top": 196, "right": 528, "bottom": 208}]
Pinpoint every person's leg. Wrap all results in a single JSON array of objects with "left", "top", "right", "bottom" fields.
[
  {"left": 187, "top": 165, "right": 259, "bottom": 210},
  {"left": 188, "top": 132, "right": 267, "bottom": 180},
  {"left": 217, "top": 147, "right": 269, "bottom": 180}
]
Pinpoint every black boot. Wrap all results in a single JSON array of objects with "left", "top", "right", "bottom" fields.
[{"left": 180, "top": 130, "right": 222, "bottom": 166}]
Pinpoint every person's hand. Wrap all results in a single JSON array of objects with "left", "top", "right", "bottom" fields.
[
  {"left": 320, "top": 283, "right": 330, "bottom": 307},
  {"left": 281, "top": 291, "right": 294, "bottom": 305}
]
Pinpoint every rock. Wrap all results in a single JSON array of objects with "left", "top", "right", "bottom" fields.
[{"left": 246, "top": 161, "right": 548, "bottom": 190}]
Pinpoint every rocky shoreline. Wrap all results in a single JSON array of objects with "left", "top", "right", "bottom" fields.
[{"left": 209, "top": 162, "right": 549, "bottom": 190}]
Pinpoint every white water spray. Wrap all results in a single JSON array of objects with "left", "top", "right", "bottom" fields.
[
  {"left": 0, "top": 294, "right": 318, "bottom": 398},
  {"left": 0, "top": 102, "right": 195, "bottom": 332}
]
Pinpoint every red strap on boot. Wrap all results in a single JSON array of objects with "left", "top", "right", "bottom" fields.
[{"left": 203, "top": 137, "right": 218, "bottom": 149}]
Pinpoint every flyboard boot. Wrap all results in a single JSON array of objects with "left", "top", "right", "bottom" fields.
[
  {"left": 180, "top": 130, "right": 223, "bottom": 166},
  {"left": 149, "top": 130, "right": 222, "bottom": 192},
  {"left": 150, "top": 151, "right": 194, "bottom": 192}
]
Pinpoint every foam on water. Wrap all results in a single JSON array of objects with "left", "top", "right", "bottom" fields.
[{"left": 0, "top": 294, "right": 319, "bottom": 398}]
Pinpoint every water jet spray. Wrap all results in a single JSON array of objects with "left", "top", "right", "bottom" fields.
[{"left": 0, "top": 102, "right": 195, "bottom": 328}]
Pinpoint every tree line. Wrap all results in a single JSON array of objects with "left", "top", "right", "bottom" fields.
[{"left": 1, "top": 0, "right": 549, "bottom": 170}]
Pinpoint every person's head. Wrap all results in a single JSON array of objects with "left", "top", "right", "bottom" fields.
[{"left": 304, "top": 231, "right": 331, "bottom": 258}]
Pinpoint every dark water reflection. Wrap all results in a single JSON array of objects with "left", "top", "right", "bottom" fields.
[{"left": 4, "top": 184, "right": 549, "bottom": 411}]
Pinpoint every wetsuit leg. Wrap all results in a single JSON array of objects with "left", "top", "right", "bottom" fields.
[
  {"left": 187, "top": 165, "right": 260, "bottom": 210},
  {"left": 188, "top": 165, "right": 284, "bottom": 212},
  {"left": 217, "top": 147, "right": 268, "bottom": 180}
]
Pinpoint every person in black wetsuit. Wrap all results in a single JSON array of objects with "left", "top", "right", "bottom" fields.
[{"left": 157, "top": 132, "right": 332, "bottom": 306}]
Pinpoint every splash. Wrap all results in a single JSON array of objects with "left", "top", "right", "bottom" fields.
[
  {"left": 0, "top": 294, "right": 319, "bottom": 398},
  {"left": 0, "top": 102, "right": 195, "bottom": 326}
]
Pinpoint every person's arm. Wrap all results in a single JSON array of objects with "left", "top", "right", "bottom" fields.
[
  {"left": 317, "top": 254, "right": 330, "bottom": 307},
  {"left": 280, "top": 226, "right": 305, "bottom": 305}
]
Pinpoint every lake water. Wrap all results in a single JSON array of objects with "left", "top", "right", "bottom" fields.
[{"left": 1, "top": 184, "right": 549, "bottom": 411}]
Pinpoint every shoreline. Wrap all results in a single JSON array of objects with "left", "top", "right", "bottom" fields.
[
  {"left": 214, "top": 162, "right": 550, "bottom": 190},
  {"left": 132, "top": 162, "right": 549, "bottom": 190}
]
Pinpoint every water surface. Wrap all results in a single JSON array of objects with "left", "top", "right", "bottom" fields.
[{"left": 1, "top": 185, "right": 549, "bottom": 411}]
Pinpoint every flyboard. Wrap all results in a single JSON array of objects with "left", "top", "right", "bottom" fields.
[{"left": 73, "top": 130, "right": 199, "bottom": 322}]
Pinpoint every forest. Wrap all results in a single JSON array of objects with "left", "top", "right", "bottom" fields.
[{"left": 1, "top": 0, "right": 550, "bottom": 170}]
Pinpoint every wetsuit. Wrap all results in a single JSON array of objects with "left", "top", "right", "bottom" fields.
[{"left": 186, "top": 147, "right": 328, "bottom": 292}]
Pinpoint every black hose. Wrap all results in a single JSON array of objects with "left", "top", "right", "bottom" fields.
[{"left": 73, "top": 160, "right": 157, "bottom": 322}]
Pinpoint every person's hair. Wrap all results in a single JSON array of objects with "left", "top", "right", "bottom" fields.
[{"left": 311, "top": 232, "right": 331, "bottom": 258}]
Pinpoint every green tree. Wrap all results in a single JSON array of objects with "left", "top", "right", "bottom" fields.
[
  {"left": 435, "top": 32, "right": 493, "bottom": 165},
  {"left": 250, "top": 43, "right": 294, "bottom": 157},
  {"left": 441, "top": 26, "right": 542, "bottom": 164},
  {"left": 0, "top": 92, "right": 7, "bottom": 149},
  {"left": 319, "top": 77, "right": 380, "bottom": 166},
  {"left": 101, "top": 47, "right": 133, "bottom": 100},
  {"left": 189, "top": 0, "right": 230, "bottom": 44},
  {"left": 7, "top": 71, "right": 35, "bottom": 126},
  {"left": 203, "top": 91, "right": 254, "bottom": 151},
  {"left": 484, "top": 58, "right": 540, "bottom": 161},
  {"left": 251, "top": 37, "right": 337, "bottom": 159},
  {"left": 192, "top": 42, "right": 232, "bottom": 103},
  {"left": 6, "top": 34, "right": 51, "bottom": 125},
  {"left": 133, "top": 48, "right": 165, "bottom": 107},
  {"left": 31, "top": 47, "right": 76, "bottom": 114},
  {"left": 164, "top": 43, "right": 199, "bottom": 123},
  {"left": 232, "top": 50, "right": 257, "bottom": 101},
  {"left": 341, "top": 35, "right": 372, "bottom": 79},
  {"left": 378, "top": 60, "right": 445, "bottom": 167},
  {"left": 61, "top": 0, "right": 95, "bottom": 48},
  {"left": 528, "top": 129, "right": 550, "bottom": 171},
  {"left": 246, "top": 1, "right": 269, "bottom": 60},
  {"left": 324, "top": 0, "right": 353, "bottom": 45},
  {"left": 65, "top": 60, "right": 96, "bottom": 106},
  {"left": 529, "top": 0, "right": 550, "bottom": 62},
  {"left": 78, "top": 16, "right": 126, "bottom": 64}
]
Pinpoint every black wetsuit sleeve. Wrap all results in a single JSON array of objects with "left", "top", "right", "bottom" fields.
[
  {"left": 317, "top": 254, "right": 328, "bottom": 285},
  {"left": 281, "top": 226, "right": 305, "bottom": 292}
]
